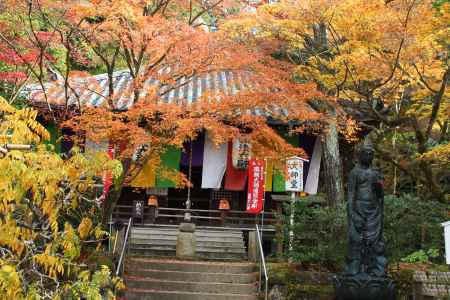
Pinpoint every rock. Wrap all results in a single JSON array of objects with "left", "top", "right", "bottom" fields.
[
  {"left": 334, "top": 274, "right": 396, "bottom": 300},
  {"left": 269, "top": 285, "right": 287, "bottom": 300},
  {"left": 179, "top": 222, "right": 196, "bottom": 233}
]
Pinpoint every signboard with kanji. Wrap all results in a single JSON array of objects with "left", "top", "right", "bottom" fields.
[
  {"left": 285, "top": 157, "right": 304, "bottom": 192},
  {"left": 232, "top": 139, "right": 251, "bottom": 169},
  {"left": 246, "top": 159, "right": 265, "bottom": 214},
  {"left": 133, "top": 200, "right": 145, "bottom": 221}
]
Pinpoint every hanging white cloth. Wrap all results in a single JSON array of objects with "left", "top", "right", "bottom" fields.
[
  {"left": 304, "top": 138, "right": 322, "bottom": 195},
  {"left": 201, "top": 133, "right": 228, "bottom": 189}
]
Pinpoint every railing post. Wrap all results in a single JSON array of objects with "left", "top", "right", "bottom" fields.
[
  {"left": 256, "top": 224, "right": 269, "bottom": 300},
  {"left": 116, "top": 218, "right": 132, "bottom": 277}
]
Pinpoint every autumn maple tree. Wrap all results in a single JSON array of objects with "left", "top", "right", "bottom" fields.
[
  {"left": 0, "top": 0, "right": 332, "bottom": 223},
  {"left": 224, "top": 0, "right": 449, "bottom": 202},
  {"left": 0, "top": 96, "right": 123, "bottom": 299}
]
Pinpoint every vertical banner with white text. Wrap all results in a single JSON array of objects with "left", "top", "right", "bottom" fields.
[
  {"left": 246, "top": 159, "right": 265, "bottom": 214},
  {"left": 286, "top": 157, "right": 304, "bottom": 192}
]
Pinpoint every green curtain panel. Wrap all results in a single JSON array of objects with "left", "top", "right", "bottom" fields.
[
  {"left": 272, "top": 126, "right": 299, "bottom": 192},
  {"left": 44, "top": 123, "right": 61, "bottom": 153},
  {"left": 156, "top": 146, "right": 182, "bottom": 188}
]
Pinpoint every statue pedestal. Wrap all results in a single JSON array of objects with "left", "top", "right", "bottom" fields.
[
  {"left": 176, "top": 223, "right": 196, "bottom": 259},
  {"left": 334, "top": 274, "right": 396, "bottom": 300}
]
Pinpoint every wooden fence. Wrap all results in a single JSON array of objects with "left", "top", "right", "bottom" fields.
[{"left": 112, "top": 205, "right": 278, "bottom": 228}]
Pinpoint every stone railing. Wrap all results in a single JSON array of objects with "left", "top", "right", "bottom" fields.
[{"left": 413, "top": 271, "right": 450, "bottom": 299}]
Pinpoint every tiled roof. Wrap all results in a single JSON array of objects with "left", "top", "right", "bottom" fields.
[{"left": 22, "top": 69, "right": 314, "bottom": 118}]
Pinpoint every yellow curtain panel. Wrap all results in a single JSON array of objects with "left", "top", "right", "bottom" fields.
[
  {"left": 130, "top": 161, "right": 156, "bottom": 188},
  {"left": 264, "top": 159, "right": 274, "bottom": 192}
]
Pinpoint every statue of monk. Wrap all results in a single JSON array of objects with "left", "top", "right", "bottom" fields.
[{"left": 344, "top": 143, "right": 387, "bottom": 277}]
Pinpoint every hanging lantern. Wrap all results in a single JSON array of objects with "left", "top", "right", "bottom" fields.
[
  {"left": 147, "top": 195, "right": 159, "bottom": 207},
  {"left": 232, "top": 139, "right": 251, "bottom": 169},
  {"left": 219, "top": 198, "right": 231, "bottom": 210}
]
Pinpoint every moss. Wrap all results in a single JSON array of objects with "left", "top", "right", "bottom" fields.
[
  {"left": 268, "top": 263, "right": 335, "bottom": 300},
  {"left": 268, "top": 263, "right": 297, "bottom": 285},
  {"left": 287, "top": 283, "right": 334, "bottom": 300},
  {"left": 389, "top": 269, "right": 414, "bottom": 298},
  {"left": 427, "top": 264, "right": 450, "bottom": 272}
]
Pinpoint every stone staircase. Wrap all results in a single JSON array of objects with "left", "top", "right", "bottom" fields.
[
  {"left": 130, "top": 225, "right": 247, "bottom": 260},
  {"left": 124, "top": 258, "right": 258, "bottom": 300}
]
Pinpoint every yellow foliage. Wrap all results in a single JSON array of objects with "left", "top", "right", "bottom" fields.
[
  {"left": 0, "top": 96, "right": 50, "bottom": 144},
  {"left": 0, "top": 264, "right": 23, "bottom": 298},
  {"left": 78, "top": 218, "right": 93, "bottom": 239},
  {"left": 0, "top": 103, "right": 123, "bottom": 298},
  {"left": 419, "top": 143, "right": 450, "bottom": 168},
  {"left": 224, "top": 0, "right": 448, "bottom": 119}
]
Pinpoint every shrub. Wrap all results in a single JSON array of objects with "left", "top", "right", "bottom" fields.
[
  {"left": 383, "top": 194, "right": 448, "bottom": 263},
  {"left": 285, "top": 200, "right": 347, "bottom": 270},
  {"left": 284, "top": 194, "right": 449, "bottom": 269}
]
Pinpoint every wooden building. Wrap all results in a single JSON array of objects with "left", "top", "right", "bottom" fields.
[{"left": 23, "top": 69, "right": 324, "bottom": 254}]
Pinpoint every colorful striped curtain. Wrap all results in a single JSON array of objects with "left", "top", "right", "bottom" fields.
[
  {"left": 180, "top": 134, "right": 205, "bottom": 167},
  {"left": 304, "top": 138, "right": 322, "bottom": 195},
  {"left": 201, "top": 133, "right": 228, "bottom": 189},
  {"left": 264, "top": 159, "right": 274, "bottom": 192},
  {"left": 130, "top": 160, "right": 156, "bottom": 188},
  {"left": 224, "top": 141, "right": 248, "bottom": 191},
  {"left": 156, "top": 146, "right": 182, "bottom": 188},
  {"left": 272, "top": 127, "right": 299, "bottom": 192}
]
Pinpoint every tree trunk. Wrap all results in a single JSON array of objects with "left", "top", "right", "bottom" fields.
[
  {"left": 307, "top": 23, "right": 345, "bottom": 206},
  {"left": 102, "top": 184, "right": 124, "bottom": 227},
  {"left": 101, "top": 159, "right": 132, "bottom": 226},
  {"left": 322, "top": 118, "right": 345, "bottom": 206}
]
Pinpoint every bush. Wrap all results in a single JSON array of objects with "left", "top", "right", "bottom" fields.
[
  {"left": 267, "top": 263, "right": 335, "bottom": 300},
  {"left": 285, "top": 200, "right": 347, "bottom": 270},
  {"left": 284, "top": 194, "right": 449, "bottom": 270},
  {"left": 383, "top": 194, "right": 448, "bottom": 263}
]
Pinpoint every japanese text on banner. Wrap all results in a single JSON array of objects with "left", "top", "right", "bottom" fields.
[{"left": 246, "top": 159, "right": 265, "bottom": 214}]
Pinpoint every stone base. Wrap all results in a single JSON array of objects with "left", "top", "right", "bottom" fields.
[
  {"left": 248, "top": 231, "right": 259, "bottom": 262},
  {"left": 334, "top": 274, "right": 396, "bottom": 300},
  {"left": 176, "top": 223, "right": 196, "bottom": 259}
]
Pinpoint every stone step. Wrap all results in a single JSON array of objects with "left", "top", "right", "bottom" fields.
[
  {"left": 124, "top": 276, "right": 257, "bottom": 294},
  {"left": 129, "top": 254, "right": 248, "bottom": 261},
  {"left": 132, "top": 228, "right": 243, "bottom": 237},
  {"left": 130, "top": 248, "right": 248, "bottom": 260},
  {"left": 131, "top": 233, "right": 244, "bottom": 240},
  {"left": 124, "top": 269, "right": 258, "bottom": 284},
  {"left": 129, "top": 246, "right": 247, "bottom": 254},
  {"left": 131, "top": 245, "right": 247, "bottom": 254},
  {"left": 126, "top": 258, "right": 256, "bottom": 273},
  {"left": 129, "top": 225, "right": 247, "bottom": 260},
  {"left": 131, "top": 231, "right": 244, "bottom": 238},
  {"left": 130, "top": 244, "right": 246, "bottom": 253},
  {"left": 133, "top": 226, "right": 244, "bottom": 234},
  {"left": 196, "top": 251, "right": 247, "bottom": 260},
  {"left": 131, "top": 234, "right": 243, "bottom": 243},
  {"left": 131, "top": 238, "right": 244, "bottom": 248},
  {"left": 124, "top": 288, "right": 258, "bottom": 300}
]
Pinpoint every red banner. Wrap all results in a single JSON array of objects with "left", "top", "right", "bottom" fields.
[
  {"left": 246, "top": 159, "right": 265, "bottom": 214},
  {"left": 225, "top": 141, "right": 248, "bottom": 191},
  {"left": 100, "top": 144, "right": 114, "bottom": 203}
]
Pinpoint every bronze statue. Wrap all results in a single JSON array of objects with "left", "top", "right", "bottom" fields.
[
  {"left": 345, "top": 142, "right": 387, "bottom": 277},
  {"left": 334, "top": 141, "right": 395, "bottom": 300}
]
